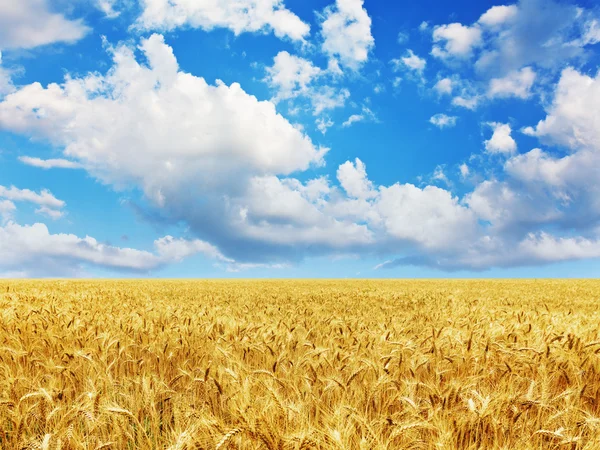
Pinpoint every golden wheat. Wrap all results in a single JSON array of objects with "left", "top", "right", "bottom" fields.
[{"left": 1, "top": 280, "right": 600, "bottom": 449}]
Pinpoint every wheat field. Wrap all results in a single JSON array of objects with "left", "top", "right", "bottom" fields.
[{"left": 1, "top": 280, "right": 600, "bottom": 449}]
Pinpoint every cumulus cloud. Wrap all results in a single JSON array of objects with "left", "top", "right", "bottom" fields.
[
  {"left": 431, "top": 23, "right": 482, "bottom": 59},
  {"left": 485, "top": 122, "right": 517, "bottom": 154},
  {"left": 377, "top": 183, "right": 476, "bottom": 250},
  {"left": 0, "top": 185, "right": 65, "bottom": 219},
  {"left": 0, "top": 222, "right": 231, "bottom": 277},
  {"left": 337, "top": 158, "right": 375, "bottom": 199},
  {"left": 264, "top": 51, "right": 322, "bottom": 102},
  {"left": 392, "top": 49, "right": 427, "bottom": 75},
  {"left": 432, "top": 0, "right": 599, "bottom": 77},
  {"left": 135, "top": 0, "right": 309, "bottom": 42},
  {"left": 430, "top": 113, "right": 457, "bottom": 129},
  {"left": 0, "top": 35, "right": 367, "bottom": 264},
  {"left": 0, "top": 35, "right": 327, "bottom": 196},
  {"left": 488, "top": 66, "right": 536, "bottom": 99},
  {"left": 433, "top": 77, "right": 454, "bottom": 95},
  {"left": 519, "top": 233, "right": 600, "bottom": 263},
  {"left": 491, "top": 67, "right": 600, "bottom": 234},
  {"left": 526, "top": 67, "right": 600, "bottom": 152},
  {"left": 320, "top": 0, "right": 375, "bottom": 71},
  {"left": 263, "top": 51, "right": 349, "bottom": 116},
  {"left": 478, "top": 5, "right": 518, "bottom": 28},
  {"left": 95, "top": 0, "right": 121, "bottom": 18},
  {"left": 0, "top": 0, "right": 89, "bottom": 50},
  {"left": 504, "top": 148, "right": 574, "bottom": 187},
  {"left": 452, "top": 94, "right": 481, "bottom": 110},
  {"left": 449, "top": 65, "right": 600, "bottom": 268},
  {"left": 428, "top": 0, "right": 599, "bottom": 110},
  {"left": 153, "top": 235, "right": 231, "bottom": 263},
  {"left": 474, "top": 0, "right": 597, "bottom": 75},
  {"left": 4, "top": 35, "right": 600, "bottom": 273}
]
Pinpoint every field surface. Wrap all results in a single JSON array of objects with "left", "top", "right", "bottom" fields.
[{"left": 1, "top": 280, "right": 600, "bottom": 449}]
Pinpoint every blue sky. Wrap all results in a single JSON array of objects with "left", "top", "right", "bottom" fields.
[{"left": 0, "top": 0, "right": 599, "bottom": 278}]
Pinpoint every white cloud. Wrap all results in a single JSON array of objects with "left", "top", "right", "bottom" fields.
[
  {"left": 431, "top": 23, "right": 482, "bottom": 59},
  {"left": 377, "top": 183, "right": 476, "bottom": 250},
  {"left": 4, "top": 32, "right": 600, "bottom": 273},
  {"left": 154, "top": 235, "right": 231, "bottom": 263},
  {"left": 265, "top": 51, "right": 322, "bottom": 102},
  {"left": 337, "top": 158, "right": 375, "bottom": 199},
  {"left": 519, "top": 233, "right": 600, "bottom": 263},
  {"left": 488, "top": 67, "right": 536, "bottom": 99},
  {"left": 464, "top": 179, "right": 556, "bottom": 232},
  {"left": 320, "top": 0, "right": 375, "bottom": 71},
  {"left": 0, "top": 185, "right": 64, "bottom": 210},
  {"left": 327, "top": 58, "right": 344, "bottom": 76},
  {"left": 19, "top": 156, "right": 82, "bottom": 169},
  {"left": 0, "top": 33, "right": 516, "bottom": 271},
  {"left": 430, "top": 113, "right": 457, "bottom": 129},
  {"left": 0, "top": 0, "right": 89, "bottom": 50},
  {"left": 433, "top": 77, "right": 454, "bottom": 95},
  {"left": 341, "top": 105, "right": 376, "bottom": 128},
  {"left": 527, "top": 68, "right": 600, "bottom": 152},
  {"left": 392, "top": 49, "right": 426, "bottom": 74},
  {"left": 485, "top": 122, "right": 517, "bottom": 154},
  {"left": 521, "top": 126, "right": 536, "bottom": 136},
  {"left": 34, "top": 206, "right": 65, "bottom": 220},
  {"left": 0, "top": 185, "right": 65, "bottom": 220},
  {"left": 0, "top": 52, "right": 14, "bottom": 96},
  {"left": 135, "top": 0, "right": 309, "bottom": 42},
  {"left": 432, "top": 165, "right": 450, "bottom": 185},
  {"left": 474, "top": 0, "right": 598, "bottom": 75},
  {"left": 478, "top": 5, "right": 518, "bottom": 28},
  {"left": 581, "top": 19, "right": 600, "bottom": 46},
  {"left": 96, "top": 0, "right": 121, "bottom": 19},
  {"left": 429, "top": 0, "right": 600, "bottom": 108},
  {"left": 0, "top": 222, "right": 230, "bottom": 277},
  {"left": 497, "top": 67, "right": 600, "bottom": 226},
  {"left": 419, "top": 21, "right": 429, "bottom": 32},
  {"left": 263, "top": 52, "right": 349, "bottom": 116},
  {"left": 0, "top": 200, "right": 16, "bottom": 222},
  {"left": 342, "top": 114, "right": 364, "bottom": 127},
  {"left": 237, "top": 175, "right": 373, "bottom": 250},
  {"left": 434, "top": 76, "right": 482, "bottom": 109},
  {"left": 316, "top": 117, "right": 334, "bottom": 134},
  {"left": 503, "top": 147, "right": 590, "bottom": 190},
  {"left": 0, "top": 35, "right": 327, "bottom": 201},
  {"left": 462, "top": 67, "right": 600, "bottom": 247},
  {"left": 1, "top": 35, "right": 371, "bottom": 264},
  {"left": 311, "top": 86, "right": 350, "bottom": 115},
  {"left": 260, "top": 67, "right": 600, "bottom": 268},
  {"left": 452, "top": 94, "right": 481, "bottom": 110}
]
